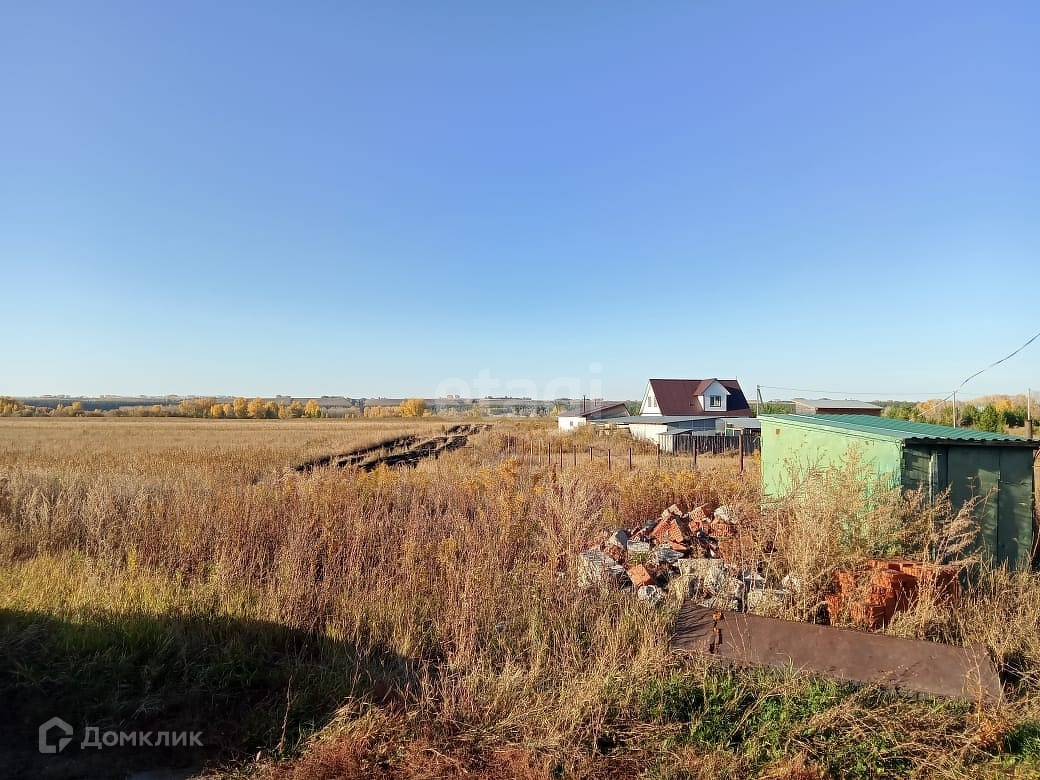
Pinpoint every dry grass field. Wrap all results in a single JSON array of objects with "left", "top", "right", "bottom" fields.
[{"left": 1, "top": 418, "right": 1039, "bottom": 779}]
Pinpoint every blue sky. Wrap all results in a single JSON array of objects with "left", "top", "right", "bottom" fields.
[{"left": 1, "top": 2, "right": 1037, "bottom": 401}]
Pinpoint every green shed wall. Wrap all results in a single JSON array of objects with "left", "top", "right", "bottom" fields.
[
  {"left": 936, "top": 445, "right": 1033, "bottom": 567},
  {"left": 761, "top": 418, "right": 1036, "bottom": 567},
  {"left": 761, "top": 420, "right": 902, "bottom": 498}
]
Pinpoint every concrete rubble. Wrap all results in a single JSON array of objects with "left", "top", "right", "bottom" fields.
[
  {"left": 576, "top": 503, "right": 782, "bottom": 613},
  {"left": 577, "top": 504, "right": 968, "bottom": 627}
]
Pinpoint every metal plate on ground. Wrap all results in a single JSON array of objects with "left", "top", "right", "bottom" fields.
[{"left": 671, "top": 603, "right": 1003, "bottom": 704}]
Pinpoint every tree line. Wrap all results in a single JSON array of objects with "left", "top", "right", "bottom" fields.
[
  {"left": 883, "top": 395, "right": 1035, "bottom": 433},
  {"left": 0, "top": 396, "right": 324, "bottom": 419}
]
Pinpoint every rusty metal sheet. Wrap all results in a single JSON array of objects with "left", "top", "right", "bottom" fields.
[{"left": 671, "top": 603, "right": 1003, "bottom": 704}]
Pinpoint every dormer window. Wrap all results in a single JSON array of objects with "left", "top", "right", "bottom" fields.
[{"left": 708, "top": 394, "right": 722, "bottom": 409}]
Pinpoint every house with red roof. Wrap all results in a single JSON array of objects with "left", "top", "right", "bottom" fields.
[{"left": 639, "top": 378, "right": 752, "bottom": 417}]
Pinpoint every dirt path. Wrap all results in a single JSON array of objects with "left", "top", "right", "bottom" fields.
[{"left": 296, "top": 423, "right": 490, "bottom": 473}]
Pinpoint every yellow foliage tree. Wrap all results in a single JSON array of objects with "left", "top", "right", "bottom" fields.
[
  {"left": 304, "top": 400, "right": 322, "bottom": 418},
  {"left": 247, "top": 397, "right": 267, "bottom": 419},
  {"left": 210, "top": 403, "right": 225, "bottom": 418},
  {"left": 399, "top": 398, "right": 428, "bottom": 417},
  {"left": 289, "top": 401, "right": 305, "bottom": 418},
  {"left": 232, "top": 397, "right": 249, "bottom": 419},
  {"left": 0, "top": 397, "right": 24, "bottom": 416}
]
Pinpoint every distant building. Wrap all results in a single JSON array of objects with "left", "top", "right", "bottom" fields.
[{"left": 793, "top": 398, "right": 882, "bottom": 416}]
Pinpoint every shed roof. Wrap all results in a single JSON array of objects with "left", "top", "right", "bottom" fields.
[
  {"left": 558, "top": 402, "right": 629, "bottom": 418},
  {"left": 760, "top": 414, "right": 1038, "bottom": 446}
]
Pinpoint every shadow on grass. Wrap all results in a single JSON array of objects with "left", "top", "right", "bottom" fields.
[{"left": 0, "top": 608, "right": 419, "bottom": 780}]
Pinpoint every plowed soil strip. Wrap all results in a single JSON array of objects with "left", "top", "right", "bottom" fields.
[{"left": 296, "top": 424, "right": 490, "bottom": 473}]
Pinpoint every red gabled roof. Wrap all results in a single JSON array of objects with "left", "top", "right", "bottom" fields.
[{"left": 646, "top": 379, "right": 752, "bottom": 416}]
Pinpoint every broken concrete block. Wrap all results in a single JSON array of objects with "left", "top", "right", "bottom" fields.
[
  {"left": 649, "top": 545, "right": 683, "bottom": 566},
  {"left": 708, "top": 566, "right": 733, "bottom": 595},
  {"left": 676, "top": 557, "right": 724, "bottom": 580},
  {"left": 637, "top": 584, "right": 665, "bottom": 606},
  {"left": 741, "top": 569, "right": 767, "bottom": 591},
  {"left": 626, "top": 540, "right": 651, "bottom": 556},
  {"left": 746, "top": 588, "right": 788, "bottom": 616},
  {"left": 669, "top": 573, "right": 698, "bottom": 600},
  {"left": 606, "top": 529, "right": 630, "bottom": 549},
  {"left": 713, "top": 505, "right": 734, "bottom": 523},
  {"left": 577, "top": 549, "right": 614, "bottom": 588},
  {"left": 606, "top": 564, "right": 629, "bottom": 588}
]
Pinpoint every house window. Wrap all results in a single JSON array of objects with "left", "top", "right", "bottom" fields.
[
  {"left": 708, "top": 394, "right": 722, "bottom": 409},
  {"left": 648, "top": 393, "right": 655, "bottom": 408}
]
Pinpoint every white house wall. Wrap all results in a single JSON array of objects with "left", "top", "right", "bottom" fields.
[
  {"left": 699, "top": 380, "right": 730, "bottom": 413},
  {"left": 558, "top": 416, "right": 585, "bottom": 431},
  {"left": 640, "top": 383, "right": 661, "bottom": 415}
]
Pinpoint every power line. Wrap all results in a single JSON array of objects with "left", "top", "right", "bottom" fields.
[
  {"left": 758, "top": 386, "right": 944, "bottom": 398},
  {"left": 951, "top": 329, "right": 1040, "bottom": 397},
  {"left": 761, "top": 329, "right": 1040, "bottom": 404}
]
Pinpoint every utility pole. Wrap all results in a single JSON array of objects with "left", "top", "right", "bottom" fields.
[
  {"left": 952, "top": 391, "right": 957, "bottom": 428},
  {"left": 756, "top": 385, "right": 764, "bottom": 415}
]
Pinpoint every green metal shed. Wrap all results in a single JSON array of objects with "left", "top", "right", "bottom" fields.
[{"left": 760, "top": 414, "right": 1038, "bottom": 567}]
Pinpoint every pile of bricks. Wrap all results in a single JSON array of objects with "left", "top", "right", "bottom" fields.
[
  {"left": 826, "top": 558, "right": 962, "bottom": 630},
  {"left": 577, "top": 503, "right": 773, "bottom": 609}
]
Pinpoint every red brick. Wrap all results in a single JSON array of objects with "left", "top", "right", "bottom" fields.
[
  {"left": 627, "top": 564, "right": 655, "bottom": 587},
  {"left": 824, "top": 593, "right": 843, "bottom": 620}
]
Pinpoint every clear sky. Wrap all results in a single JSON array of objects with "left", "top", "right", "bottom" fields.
[{"left": 2, "top": 2, "right": 1037, "bottom": 401}]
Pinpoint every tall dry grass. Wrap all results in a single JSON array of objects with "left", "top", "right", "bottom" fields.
[{"left": 1, "top": 419, "right": 1039, "bottom": 778}]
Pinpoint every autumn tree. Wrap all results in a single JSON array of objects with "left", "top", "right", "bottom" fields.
[
  {"left": 399, "top": 398, "right": 427, "bottom": 417},
  {"left": 232, "top": 397, "right": 249, "bottom": 419},
  {"left": 304, "top": 399, "right": 322, "bottom": 418},
  {"left": 0, "top": 397, "right": 24, "bottom": 416},
  {"left": 289, "top": 401, "right": 305, "bottom": 418},
  {"left": 210, "top": 403, "right": 226, "bottom": 418},
  {"left": 247, "top": 397, "right": 267, "bottom": 419}
]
